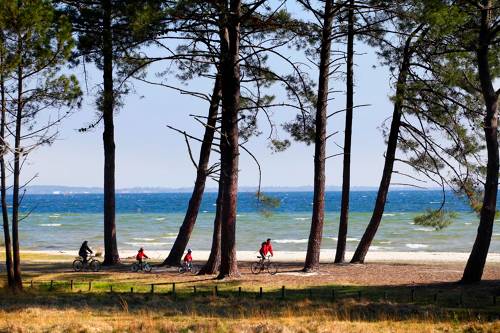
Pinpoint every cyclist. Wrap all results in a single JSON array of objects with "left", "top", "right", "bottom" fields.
[
  {"left": 259, "top": 238, "right": 274, "bottom": 259},
  {"left": 136, "top": 247, "right": 149, "bottom": 269},
  {"left": 79, "top": 241, "right": 93, "bottom": 265},
  {"left": 258, "top": 241, "right": 267, "bottom": 261},
  {"left": 183, "top": 249, "right": 193, "bottom": 269}
]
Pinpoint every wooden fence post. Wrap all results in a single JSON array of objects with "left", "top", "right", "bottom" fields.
[
  {"left": 151, "top": 284, "right": 155, "bottom": 294},
  {"left": 172, "top": 283, "right": 176, "bottom": 298},
  {"left": 88, "top": 281, "right": 91, "bottom": 291},
  {"left": 214, "top": 285, "right": 218, "bottom": 297},
  {"left": 193, "top": 286, "right": 197, "bottom": 295},
  {"left": 30, "top": 280, "right": 33, "bottom": 288},
  {"left": 70, "top": 280, "right": 73, "bottom": 291},
  {"left": 281, "top": 286, "right": 285, "bottom": 299},
  {"left": 50, "top": 280, "right": 54, "bottom": 290},
  {"left": 259, "top": 287, "right": 263, "bottom": 298},
  {"left": 131, "top": 287, "right": 134, "bottom": 293},
  {"left": 238, "top": 286, "right": 242, "bottom": 297},
  {"left": 110, "top": 285, "right": 113, "bottom": 293},
  {"left": 331, "top": 289, "right": 335, "bottom": 301}
]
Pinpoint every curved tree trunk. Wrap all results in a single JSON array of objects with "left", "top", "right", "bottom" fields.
[
  {"left": 350, "top": 28, "right": 418, "bottom": 264},
  {"left": 198, "top": 179, "right": 223, "bottom": 275},
  {"left": 217, "top": 0, "right": 241, "bottom": 279},
  {"left": 102, "top": 0, "right": 119, "bottom": 265},
  {"left": 335, "top": 0, "right": 354, "bottom": 264},
  {"left": 0, "top": 46, "right": 14, "bottom": 287},
  {"left": 303, "top": 0, "right": 334, "bottom": 272},
  {"left": 461, "top": 1, "right": 498, "bottom": 284},
  {"left": 163, "top": 75, "right": 222, "bottom": 266}
]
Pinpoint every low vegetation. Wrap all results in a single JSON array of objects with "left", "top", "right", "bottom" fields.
[{"left": 1, "top": 256, "right": 499, "bottom": 332}]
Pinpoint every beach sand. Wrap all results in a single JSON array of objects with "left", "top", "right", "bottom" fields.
[{"left": 25, "top": 249, "right": 500, "bottom": 263}]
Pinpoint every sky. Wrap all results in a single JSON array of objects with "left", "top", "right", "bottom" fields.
[{"left": 24, "top": 4, "right": 423, "bottom": 190}]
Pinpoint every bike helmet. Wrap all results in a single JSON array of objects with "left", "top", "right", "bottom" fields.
[{"left": 187, "top": 248, "right": 192, "bottom": 253}]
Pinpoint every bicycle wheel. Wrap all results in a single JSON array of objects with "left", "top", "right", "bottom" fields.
[
  {"left": 267, "top": 262, "right": 278, "bottom": 275},
  {"left": 178, "top": 266, "right": 186, "bottom": 274},
  {"left": 89, "top": 260, "right": 101, "bottom": 272},
  {"left": 73, "top": 260, "right": 83, "bottom": 272},
  {"left": 251, "top": 262, "right": 262, "bottom": 274},
  {"left": 189, "top": 265, "right": 198, "bottom": 275},
  {"left": 131, "top": 263, "right": 140, "bottom": 272},
  {"left": 143, "top": 263, "right": 152, "bottom": 273}
]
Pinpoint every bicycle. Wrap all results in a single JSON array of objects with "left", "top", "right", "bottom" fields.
[
  {"left": 251, "top": 255, "right": 277, "bottom": 275},
  {"left": 178, "top": 262, "right": 198, "bottom": 274},
  {"left": 131, "top": 260, "right": 152, "bottom": 273},
  {"left": 73, "top": 256, "right": 101, "bottom": 272}
]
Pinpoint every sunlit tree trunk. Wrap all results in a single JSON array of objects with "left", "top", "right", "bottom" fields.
[
  {"left": 461, "top": 0, "right": 498, "bottom": 283},
  {"left": 198, "top": 180, "right": 223, "bottom": 275},
  {"left": 303, "top": 0, "right": 334, "bottom": 272},
  {"left": 102, "top": 0, "right": 119, "bottom": 265},
  {"left": 335, "top": 0, "right": 354, "bottom": 264},
  {"left": 217, "top": 0, "right": 241, "bottom": 279}
]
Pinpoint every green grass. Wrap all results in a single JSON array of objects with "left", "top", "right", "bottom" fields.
[{"left": 1, "top": 253, "right": 499, "bottom": 332}]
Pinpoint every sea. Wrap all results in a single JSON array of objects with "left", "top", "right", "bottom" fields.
[{"left": 5, "top": 191, "right": 500, "bottom": 254}]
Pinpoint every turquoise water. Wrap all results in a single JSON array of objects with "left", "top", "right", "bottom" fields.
[{"left": 10, "top": 191, "right": 499, "bottom": 253}]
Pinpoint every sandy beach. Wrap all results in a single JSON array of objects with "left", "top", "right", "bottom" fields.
[{"left": 24, "top": 249, "right": 500, "bottom": 263}]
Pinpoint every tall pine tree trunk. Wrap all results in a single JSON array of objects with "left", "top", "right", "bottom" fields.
[
  {"left": 303, "top": 0, "right": 334, "bottom": 272},
  {"left": 0, "top": 46, "right": 14, "bottom": 287},
  {"left": 11, "top": 45, "right": 23, "bottom": 290},
  {"left": 163, "top": 75, "right": 222, "bottom": 266},
  {"left": 461, "top": 0, "right": 498, "bottom": 283},
  {"left": 351, "top": 29, "right": 417, "bottom": 264},
  {"left": 335, "top": 0, "right": 354, "bottom": 264},
  {"left": 217, "top": 0, "right": 241, "bottom": 279},
  {"left": 102, "top": 0, "right": 119, "bottom": 265},
  {"left": 198, "top": 178, "right": 223, "bottom": 275}
]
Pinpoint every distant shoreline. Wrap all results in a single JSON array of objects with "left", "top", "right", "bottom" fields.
[
  {"left": 21, "top": 185, "right": 449, "bottom": 195},
  {"left": 21, "top": 250, "right": 500, "bottom": 263}
]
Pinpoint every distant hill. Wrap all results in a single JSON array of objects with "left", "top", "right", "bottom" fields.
[{"left": 22, "top": 185, "right": 438, "bottom": 194}]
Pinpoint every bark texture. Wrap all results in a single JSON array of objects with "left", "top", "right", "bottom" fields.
[
  {"left": 461, "top": 0, "right": 498, "bottom": 283},
  {"left": 303, "top": 0, "right": 334, "bottom": 272},
  {"left": 335, "top": 0, "right": 354, "bottom": 264},
  {"left": 163, "top": 75, "right": 222, "bottom": 266},
  {"left": 198, "top": 180, "right": 223, "bottom": 275},
  {"left": 217, "top": 0, "right": 241, "bottom": 279},
  {"left": 102, "top": 0, "right": 119, "bottom": 265}
]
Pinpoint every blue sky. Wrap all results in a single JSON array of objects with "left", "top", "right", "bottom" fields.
[
  {"left": 26, "top": 40, "right": 408, "bottom": 190},
  {"left": 24, "top": 3, "right": 423, "bottom": 190}
]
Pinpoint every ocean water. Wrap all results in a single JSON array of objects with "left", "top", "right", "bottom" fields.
[{"left": 6, "top": 191, "right": 500, "bottom": 254}]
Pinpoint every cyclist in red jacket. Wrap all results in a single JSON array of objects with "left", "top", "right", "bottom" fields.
[
  {"left": 265, "top": 238, "right": 274, "bottom": 257},
  {"left": 183, "top": 249, "right": 193, "bottom": 269},
  {"left": 136, "top": 247, "right": 149, "bottom": 269},
  {"left": 259, "top": 239, "right": 274, "bottom": 261}
]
